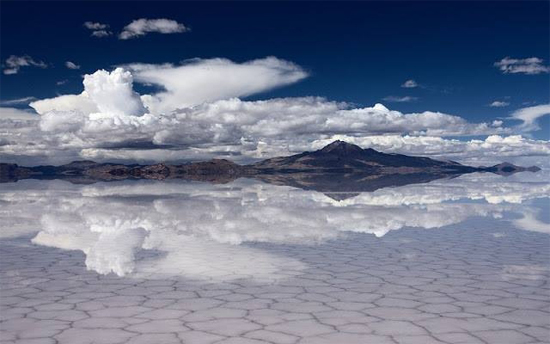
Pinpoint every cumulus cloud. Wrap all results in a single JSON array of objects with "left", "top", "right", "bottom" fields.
[
  {"left": 1, "top": 59, "right": 549, "bottom": 166},
  {"left": 3, "top": 55, "right": 47, "bottom": 75},
  {"left": 401, "top": 79, "right": 418, "bottom": 88},
  {"left": 24, "top": 92, "right": 510, "bottom": 160},
  {"left": 83, "top": 68, "right": 146, "bottom": 116},
  {"left": 84, "top": 21, "right": 112, "bottom": 37},
  {"left": 30, "top": 68, "right": 146, "bottom": 118},
  {"left": 509, "top": 104, "right": 550, "bottom": 131},
  {"left": 495, "top": 57, "right": 550, "bottom": 75},
  {"left": 75, "top": 134, "right": 550, "bottom": 169},
  {"left": 119, "top": 18, "right": 189, "bottom": 40},
  {"left": 489, "top": 101, "right": 509, "bottom": 107},
  {"left": 383, "top": 96, "right": 418, "bottom": 102},
  {"left": 65, "top": 61, "right": 80, "bottom": 70}
]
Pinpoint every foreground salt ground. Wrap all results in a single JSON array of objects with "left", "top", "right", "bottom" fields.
[
  {"left": 1, "top": 219, "right": 549, "bottom": 344},
  {"left": 1, "top": 177, "right": 549, "bottom": 344}
]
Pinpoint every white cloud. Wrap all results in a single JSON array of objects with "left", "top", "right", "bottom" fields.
[
  {"left": 30, "top": 92, "right": 99, "bottom": 115},
  {"left": 0, "top": 96, "right": 37, "bottom": 106},
  {"left": 84, "top": 21, "right": 108, "bottom": 30},
  {"left": 0, "top": 107, "right": 39, "bottom": 120},
  {"left": 119, "top": 18, "right": 189, "bottom": 40},
  {"left": 495, "top": 57, "right": 550, "bottom": 75},
  {"left": 56, "top": 79, "right": 68, "bottom": 86},
  {"left": 91, "top": 30, "right": 112, "bottom": 38},
  {"left": 124, "top": 57, "right": 309, "bottom": 113},
  {"left": 3, "top": 55, "right": 47, "bottom": 75},
  {"left": 83, "top": 68, "right": 146, "bottom": 117},
  {"left": 1, "top": 60, "right": 549, "bottom": 166},
  {"left": 84, "top": 22, "right": 112, "bottom": 37},
  {"left": 401, "top": 79, "right": 418, "bottom": 88},
  {"left": 509, "top": 104, "right": 550, "bottom": 131},
  {"left": 489, "top": 101, "right": 510, "bottom": 107},
  {"left": 65, "top": 61, "right": 80, "bottom": 70},
  {"left": 30, "top": 68, "right": 146, "bottom": 117},
  {"left": 513, "top": 208, "right": 550, "bottom": 234},
  {"left": 383, "top": 96, "right": 418, "bottom": 102}
]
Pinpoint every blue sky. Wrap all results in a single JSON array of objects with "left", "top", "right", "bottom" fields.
[{"left": 0, "top": 1, "right": 549, "bottom": 165}]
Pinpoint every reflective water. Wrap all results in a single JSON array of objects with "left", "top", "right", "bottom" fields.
[{"left": 1, "top": 173, "right": 549, "bottom": 344}]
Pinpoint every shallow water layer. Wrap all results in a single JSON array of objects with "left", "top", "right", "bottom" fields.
[{"left": 1, "top": 174, "right": 549, "bottom": 344}]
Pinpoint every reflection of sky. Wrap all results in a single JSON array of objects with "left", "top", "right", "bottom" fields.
[{"left": 0, "top": 174, "right": 548, "bottom": 279}]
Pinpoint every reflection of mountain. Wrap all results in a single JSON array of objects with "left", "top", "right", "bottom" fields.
[
  {"left": 0, "top": 176, "right": 547, "bottom": 279},
  {"left": 1, "top": 141, "right": 540, "bottom": 195},
  {"left": 255, "top": 172, "right": 452, "bottom": 197}
]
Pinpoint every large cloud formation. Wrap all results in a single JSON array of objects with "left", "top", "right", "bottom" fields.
[
  {"left": 1, "top": 57, "right": 549, "bottom": 166},
  {"left": 123, "top": 57, "right": 309, "bottom": 112}
]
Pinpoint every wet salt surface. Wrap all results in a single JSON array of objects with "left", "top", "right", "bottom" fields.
[{"left": 1, "top": 175, "right": 549, "bottom": 344}]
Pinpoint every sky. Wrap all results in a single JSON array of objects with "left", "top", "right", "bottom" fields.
[{"left": 0, "top": 1, "right": 549, "bottom": 166}]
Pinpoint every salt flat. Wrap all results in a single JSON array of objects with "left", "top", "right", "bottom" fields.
[{"left": 1, "top": 175, "right": 549, "bottom": 344}]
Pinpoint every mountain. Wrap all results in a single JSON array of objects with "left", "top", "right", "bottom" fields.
[
  {"left": 251, "top": 140, "right": 474, "bottom": 174},
  {"left": 1, "top": 141, "right": 541, "bottom": 195}
]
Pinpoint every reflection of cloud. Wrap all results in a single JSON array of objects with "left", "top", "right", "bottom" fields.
[
  {"left": 0, "top": 177, "right": 547, "bottom": 279},
  {"left": 502, "top": 265, "right": 549, "bottom": 281},
  {"left": 139, "top": 235, "right": 306, "bottom": 282},
  {"left": 512, "top": 208, "right": 550, "bottom": 234}
]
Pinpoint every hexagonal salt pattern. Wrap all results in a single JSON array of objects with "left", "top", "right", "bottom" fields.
[
  {"left": 2, "top": 218, "right": 549, "bottom": 344},
  {"left": 1, "top": 176, "right": 549, "bottom": 344}
]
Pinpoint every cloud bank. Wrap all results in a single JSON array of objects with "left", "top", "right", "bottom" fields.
[{"left": 1, "top": 57, "right": 549, "bottom": 166}]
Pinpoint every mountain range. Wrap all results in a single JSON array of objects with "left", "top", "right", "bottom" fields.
[{"left": 0, "top": 140, "right": 540, "bottom": 196}]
